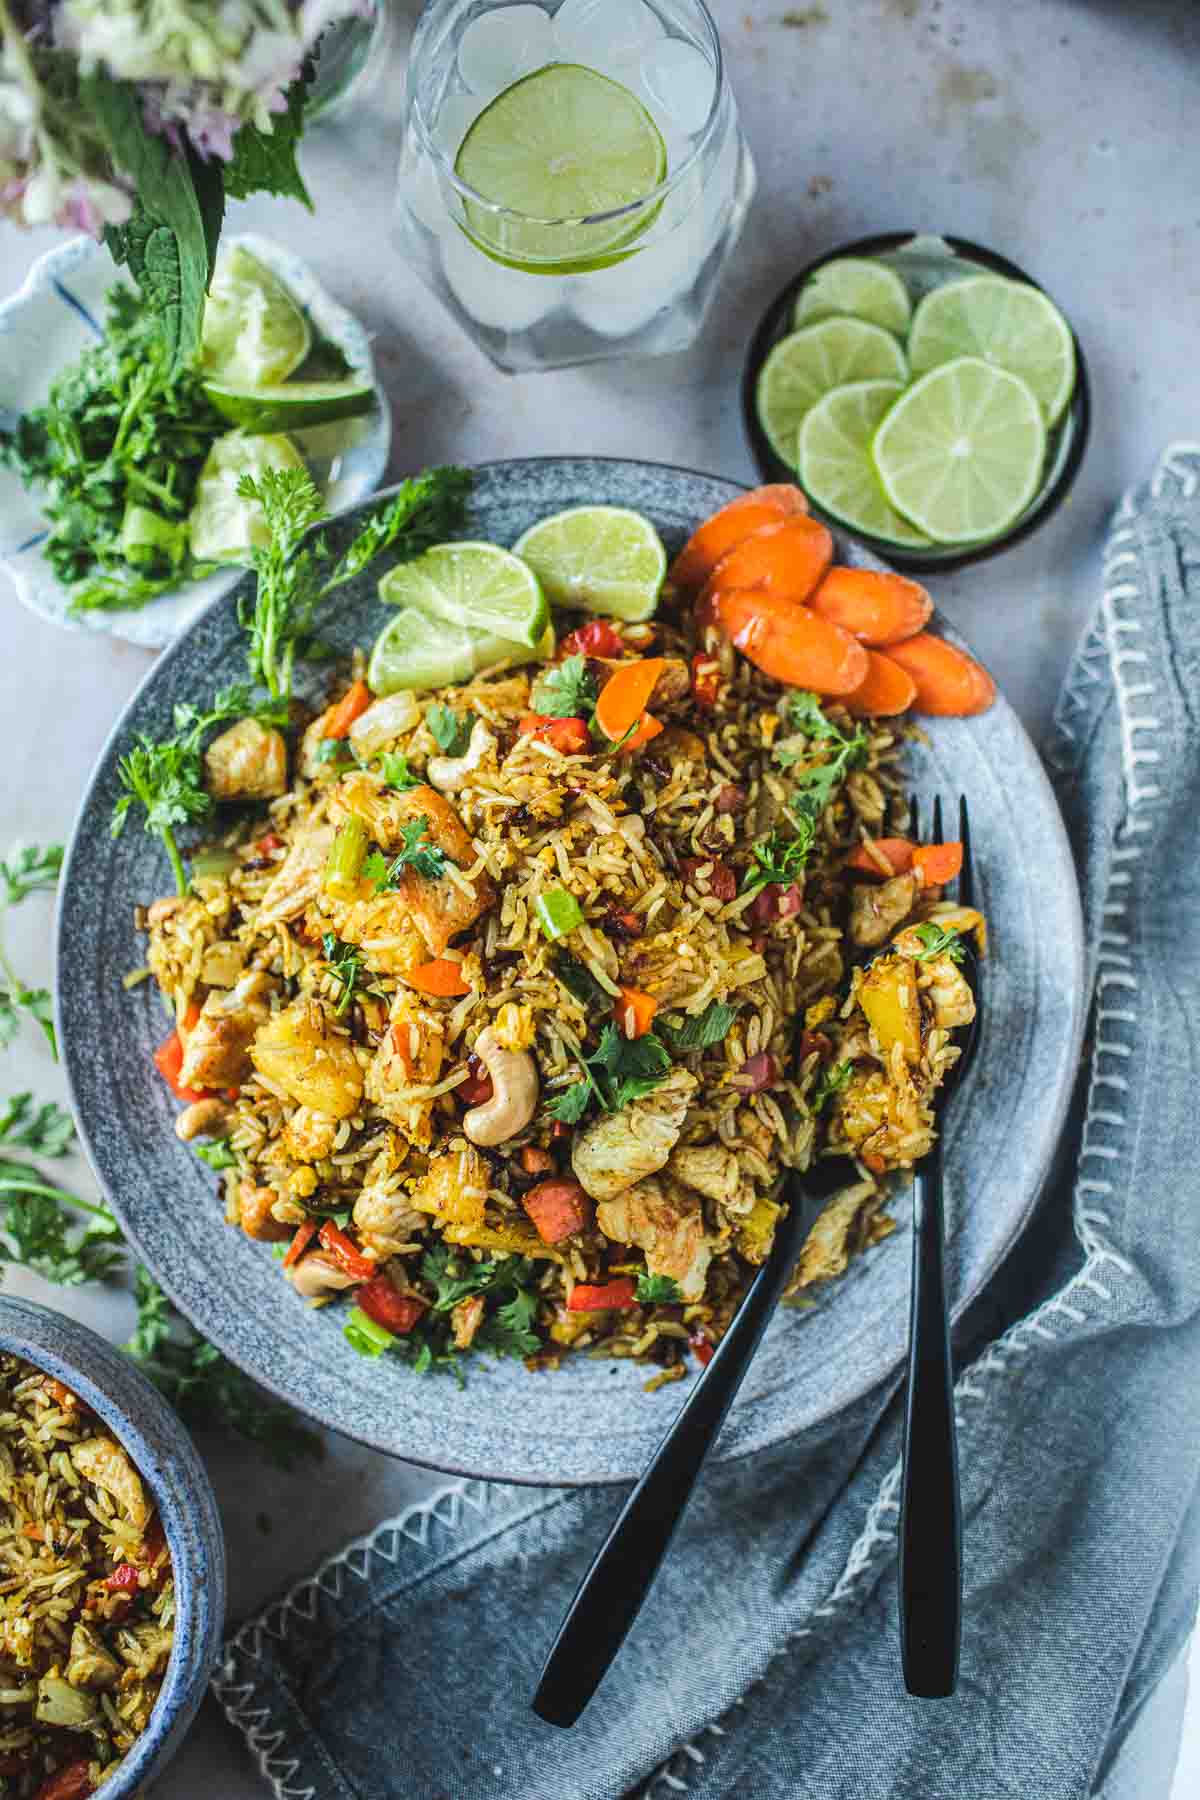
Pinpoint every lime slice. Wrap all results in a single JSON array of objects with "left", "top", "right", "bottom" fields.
[
  {"left": 368, "top": 606, "right": 554, "bottom": 695},
  {"left": 906, "top": 275, "right": 1076, "bottom": 426},
  {"left": 455, "top": 64, "right": 667, "bottom": 273},
  {"left": 188, "top": 430, "right": 305, "bottom": 564},
  {"left": 202, "top": 378, "right": 375, "bottom": 432},
  {"left": 201, "top": 246, "right": 311, "bottom": 388},
  {"left": 755, "top": 319, "right": 909, "bottom": 469},
  {"left": 513, "top": 506, "right": 666, "bottom": 622},
  {"left": 872, "top": 356, "right": 1047, "bottom": 545},
  {"left": 378, "top": 543, "right": 548, "bottom": 650},
  {"left": 794, "top": 258, "right": 912, "bottom": 337},
  {"left": 799, "top": 380, "right": 932, "bottom": 547}
]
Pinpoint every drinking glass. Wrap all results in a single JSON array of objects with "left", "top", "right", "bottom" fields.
[{"left": 394, "top": 0, "right": 757, "bottom": 372}]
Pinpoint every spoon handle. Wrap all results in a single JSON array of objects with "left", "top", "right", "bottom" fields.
[
  {"left": 532, "top": 1191, "right": 807, "bottom": 1729},
  {"left": 899, "top": 1137, "right": 962, "bottom": 1696}
]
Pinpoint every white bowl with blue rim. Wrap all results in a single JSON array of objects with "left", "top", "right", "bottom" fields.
[
  {"left": 0, "top": 1295, "right": 225, "bottom": 1797},
  {"left": 0, "top": 232, "right": 392, "bottom": 650}
]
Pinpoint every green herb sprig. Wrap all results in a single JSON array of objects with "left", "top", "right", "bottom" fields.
[
  {"left": 635, "top": 1272, "right": 682, "bottom": 1305},
  {"left": 321, "top": 932, "right": 366, "bottom": 1015},
  {"left": 910, "top": 923, "right": 966, "bottom": 963},
  {"left": 0, "top": 845, "right": 64, "bottom": 1056},
  {"left": 531, "top": 655, "right": 597, "bottom": 721},
  {"left": 811, "top": 1059, "right": 853, "bottom": 1114},
  {"left": 364, "top": 818, "right": 447, "bottom": 889},
  {"left": 548, "top": 1024, "right": 673, "bottom": 1124}
]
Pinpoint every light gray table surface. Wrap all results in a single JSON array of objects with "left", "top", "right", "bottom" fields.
[{"left": 2, "top": 2, "right": 1198, "bottom": 1793}]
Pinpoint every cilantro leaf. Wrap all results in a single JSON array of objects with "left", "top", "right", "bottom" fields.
[
  {"left": 531, "top": 655, "right": 597, "bottom": 720},
  {"left": 426, "top": 706, "right": 472, "bottom": 755},
  {"left": 378, "top": 751, "right": 420, "bottom": 791},
  {"left": 660, "top": 1001, "right": 738, "bottom": 1052},
  {"left": 0, "top": 843, "right": 64, "bottom": 1056},
  {"left": 0, "top": 845, "right": 64, "bottom": 906},
  {"left": 480, "top": 1285, "right": 541, "bottom": 1358},
  {"left": 812, "top": 1059, "right": 853, "bottom": 1113},
  {"left": 0, "top": 1094, "right": 74, "bottom": 1158},
  {"left": 236, "top": 466, "right": 329, "bottom": 701},
  {"left": 365, "top": 817, "right": 447, "bottom": 889},
  {"left": 321, "top": 468, "right": 474, "bottom": 594},
  {"left": 910, "top": 923, "right": 966, "bottom": 963},
  {"left": 0, "top": 1167, "right": 124, "bottom": 1288},
  {"left": 321, "top": 932, "right": 365, "bottom": 1015},
  {"left": 743, "top": 820, "right": 816, "bottom": 895},
  {"left": 224, "top": 67, "right": 313, "bottom": 208},
  {"left": 636, "top": 1272, "right": 682, "bottom": 1304},
  {"left": 774, "top": 693, "right": 868, "bottom": 825},
  {"left": 547, "top": 1080, "right": 595, "bottom": 1124}
]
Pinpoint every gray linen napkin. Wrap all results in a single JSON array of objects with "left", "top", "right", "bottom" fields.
[{"left": 213, "top": 445, "right": 1200, "bottom": 1800}]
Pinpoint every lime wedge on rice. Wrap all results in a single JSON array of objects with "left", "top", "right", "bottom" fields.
[
  {"left": 799, "top": 380, "right": 931, "bottom": 547},
  {"left": 379, "top": 542, "right": 548, "bottom": 649},
  {"left": 201, "top": 246, "right": 311, "bottom": 388},
  {"left": 202, "top": 377, "right": 375, "bottom": 432},
  {"left": 188, "top": 430, "right": 305, "bottom": 564},
  {"left": 368, "top": 605, "right": 554, "bottom": 694},
  {"left": 794, "top": 257, "right": 912, "bottom": 337},
  {"left": 454, "top": 64, "right": 667, "bottom": 272},
  {"left": 513, "top": 506, "right": 666, "bottom": 622},
  {"left": 872, "top": 356, "right": 1047, "bottom": 544},
  {"left": 906, "top": 275, "right": 1076, "bottom": 426},
  {"left": 755, "top": 318, "right": 909, "bottom": 469}
]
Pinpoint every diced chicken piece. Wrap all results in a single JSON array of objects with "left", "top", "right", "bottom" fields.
[
  {"left": 204, "top": 718, "right": 287, "bottom": 801},
  {"left": 572, "top": 1067, "right": 697, "bottom": 1203},
  {"left": 352, "top": 1186, "right": 425, "bottom": 1261},
  {"left": 72, "top": 1438, "right": 148, "bottom": 1530},
  {"left": 281, "top": 1105, "right": 339, "bottom": 1164},
  {"left": 796, "top": 1179, "right": 878, "bottom": 1285},
  {"left": 257, "top": 824, "right": 335, "bottom": 928},
  {"left": 251, "top": 999, "right": 364, "bottom": 1118},
  {"left": 178, "top": 971, "right": 272, "bottom": 1091},
  {"left": 451, "top": 1294, "right": 486, "bottom": 1350},
  {"left": 237, "top": 1180, "right": 290, "bottom": 1243},
  {"left": 923, "top": 956, "right": 976, "bottom": 1032},
  {"left": 320, "top": 890, "right": 429, "bottom": 979},
  {"left": 848, "top": 872, "right": 921, "bottom": 948},
  {"left": 364, "top": 991, "right": 446, "bottom": 1146},
  {"left": 67, "top": 1621, "right": 121, "bottom": 1691},
  {"left": 330, "top": 776, "right": 495, "bottom": 957},
  {"left": 348, "top": 691, "right": 422, "bottom": 760},
  {"left": 668, "top": 1143, "right": 743, "bottom": 1207},
  {"left": 596, "top": 1177, "right": 713, "bottom": 1302},
  {"left": 408, "top": 1145, "right": 489, "bottom": 1231}
]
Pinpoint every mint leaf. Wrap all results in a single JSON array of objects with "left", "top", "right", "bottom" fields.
[{"left": 224, "top": 67, "right": 313, "bottom": 207}]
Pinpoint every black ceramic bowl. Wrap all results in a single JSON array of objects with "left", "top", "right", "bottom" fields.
[{"left": 742, "top": 231, "right": 1091, "bottom": 574}]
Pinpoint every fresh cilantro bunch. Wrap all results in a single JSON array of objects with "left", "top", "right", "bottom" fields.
[
  {"left": 911, "top": 923, "right": 965, "bottom": 963},
  {"left": 0, "top": 844, "right": 64, "bottom": 1055},
  {"left": 549, "top": 1024, "right": 673, "bottom": 1124},
  {"left": 0, "top": 1094, "right": 122, "bottom": 1285},
  {"left": 776, "top": 690, "right": 869, "bottom": 827},
  {"left": 364, "top": 818, "right": 447, "bottom": 889},
  {"left": 349, "top": 1247, "right": 544, "bottom": 1376}
]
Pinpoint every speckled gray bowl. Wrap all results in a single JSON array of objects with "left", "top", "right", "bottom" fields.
[
  {"left": 0, "top": 1297, "right": 225, "bottom": 1795},
  {"left": 57, "top": 457, "right": 1084, "bottom": 1486}
]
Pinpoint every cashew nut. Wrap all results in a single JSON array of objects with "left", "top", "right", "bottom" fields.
[
  {"left": 349, "top": 690, "right": 422, "bottom": 759},
  {"left": 174, "top": 1099, "right": 233, "bottom": 1142},
  {"left": 462, "top": 1027, "right": 539, "bottom": 1146},
  {"left": 286, "top": 1251, "right": 360, "bottom": 1301},
  {"left": 427, "top": 718, "right": 497, "bottom": 793},
  {"left": 146, "top": 897, "right": 183, "bottom": 925}
]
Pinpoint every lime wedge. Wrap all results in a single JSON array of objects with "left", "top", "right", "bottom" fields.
[
  {"left": 368, "top": 606, "right": 554, "bottom": 695},
  {"left": 202, "top": 378, "right": 375, "bottom": 432},
  {"left": 379, "top": 543, "right": 548, "bottom": 650},
  {"left": 755, "top": 319, "right": 909, "bottom": 469},
  {"left": 201, "top": 246, "right": 311, "bottom": 388},
  {"left": 188, "top": 430, "right": 305, "bottom": 564},
  {"left": 455, "top": 64, "right": 667, "bottom": 272},
  {"left": 513, "top": 505, "right": 666, "bottom": 621},
  {"left": 872, "top": 356, "right": 1047, "bottom": 545},
  {"left": 799, "top": 380, "right": 932, "bottom": 547},
  {"left": 794, "top": 258, "right": 912, "bottom": 337},
  {"left": 906, "top": 275, "right": 1076, "bottom": 426}
]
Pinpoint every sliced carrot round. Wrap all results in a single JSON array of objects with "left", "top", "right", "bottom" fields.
[
  {"left": 715, "top": 588, "right": 868, "bottom": 696},
  {"left": 883, "top": 632, "right": 996, "bottom": 717},
  {"left": 913, "top": 841, "right": 963, "bottom": 884},
  {"left": 594, "top": 658, "right": 665, "bottom": 741},
  {"left": 669, "top": 485, "right": 808, "bottom": 592},
  {"left": 407, "top": 958, "right": 471, "bottom": 997},
  {"left": 809, "top": 566, "right": 933, "bottom": 647},
  {"left": 844, "top": 837, "right": 915, "bottom": 878},
  {"left": 842, "top": 649, "right": 918, "bottom": 717},
  {"left": 699, "top": 515, "right": 834, "bottom": 614}
]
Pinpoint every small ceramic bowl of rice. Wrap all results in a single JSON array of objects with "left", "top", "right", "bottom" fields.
[{"left": 0, "top": 1297, "right": 224, "bottom": 1799}]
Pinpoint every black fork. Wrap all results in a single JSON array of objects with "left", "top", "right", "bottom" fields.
[{"left": 899, "top": 795, "right": 979, "bottom": 1697}]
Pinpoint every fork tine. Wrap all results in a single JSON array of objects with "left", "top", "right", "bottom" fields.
[
  {"left": 958, "top": 795, "right": 974, "bottom": 910},
  {"left": 910, "top": 796, "right": 921, "bottom": 838},
  {"left": 931, "top": 794, "right": 944, "bottom": 842}
]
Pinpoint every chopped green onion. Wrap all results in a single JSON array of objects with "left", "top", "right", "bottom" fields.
[
  {"left": 344, "top": 1307, "right": 395, "bottom": 1357},
  {"left": 324, "top": 816, "right": 368, "bottom": 901},
  {"left": 189, "top": 848, "right": 239, "bottom": 881},
  {"left": 536, "top": 888, "right": 584, "bottom": 940}
]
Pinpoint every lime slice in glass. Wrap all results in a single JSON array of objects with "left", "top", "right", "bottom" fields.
[
  {"left": 872, "top": 356, "right": 1047, "bottom": 544},
  {"left": 794, "top": 258, "right": 912, "bottom": 337},
  {"left": 188, "top": 430, "right": 305, "bottom": 564},
  {"left": 755, "top": 319, "right": 909, "bottom": 469},
  {"left": 200, "top": 246, "right": 311, "bottom": 388},
  {"left": 906, "top": 275, "right": 1076, "bottom": 426},
  {"left": 454, "top": 64, "right": 667, "bottom": 273},
  {"left": 202, "top": 378, "right": 375, "bottom": 432},
  {"left": 368, "top": 606, "right": 553, "bottom": 695},
  {"left": 513, "top": 505, "right": 666, "bottom": 621},
  {"left": 379, "top": 543, "right": 548, "bottom": 649},
  {"left": 799, "top": 380, "right": 932, "bottom": 546}
]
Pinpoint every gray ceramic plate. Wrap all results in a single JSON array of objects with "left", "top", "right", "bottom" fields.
[{"left": 58, "top": 457, "right": 1084, "bottom": 1486}]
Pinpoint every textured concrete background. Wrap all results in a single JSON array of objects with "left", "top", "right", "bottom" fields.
[{"left": 2, "top": 1, "right": 1198, "bottom": 1792}]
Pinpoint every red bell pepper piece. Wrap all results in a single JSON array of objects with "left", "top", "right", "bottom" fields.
[
  {"left": 690, "top": 1332, "right": 715, "bottom": 1367},
  {"left": 317, "top": 1220, "right": 376, "bottom": 1283},
  {"left": 567, "top": 1278, "right": 637, "bottom": 1313},
  {"left": 560, "top": 619, "right": 624, "bottom": 659},
  {"left": 282, "top": 1219, "right": 319, "bottom": 1270},
  {"left": 34, "top": 1763, "right": 96, "bottom": 1800},
  {"left": 518, "top": 714, "right": 591, "bottom": 755},
  {"left": 105, "top": 1562, "right": 141, "bottom": 1594},
  {"left": 153, "top": 1002, "right": 204, "bottom": 1103},
  {"left": 357, "top": 1275, "right": 427, "bottom": 1335}
]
